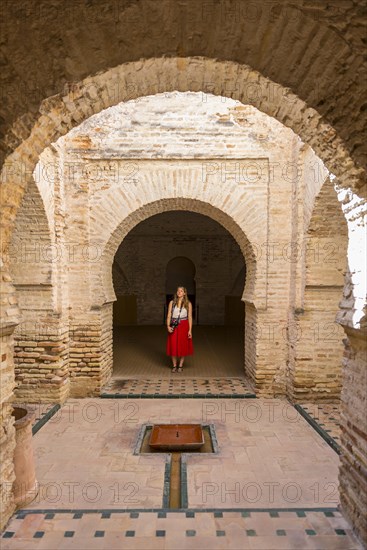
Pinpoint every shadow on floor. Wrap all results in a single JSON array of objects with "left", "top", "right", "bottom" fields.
[{"left": 112, "top": 325, "right": 245, "bottom": 379}]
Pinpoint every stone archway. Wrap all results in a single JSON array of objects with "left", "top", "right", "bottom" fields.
[
  {"left": 1, "top": 58, "right": 364, "bottom": 351},
  {"left": 109, "top": 210, "right": 247, "bottom": 380},
  {"left": 0, "top": 57, "right": 365, "bottom": 541},
  {"left": 2, "top": 2, "right": 366, "bottom": 170},
  {"left": 66, "top": 196, "right": 257, "bottom": 397},
  {"left": 1, "top": 57, "right": 364, "bottom": 260}
]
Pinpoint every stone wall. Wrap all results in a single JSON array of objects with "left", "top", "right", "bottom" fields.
[
  {"left": 1, "top": 2, "right": 366, "bottom": 171},
  {"left": 339, "top": 328, "right": 367, "bottom": 544},
  {"left": 2, "top": 63, "right": 362, "bottom": 544},
  {"left": 6, "top": 93, "right": 346, "bottom": 402},
  {"left": 292, "top": 178, "right": 348, "bottom": 401}
]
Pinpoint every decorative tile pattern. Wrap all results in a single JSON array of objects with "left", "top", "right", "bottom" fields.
[
  {"left": 296, "top": 403, "right": 341, "bottom": 452},
  {"left": 101, "top": 377, "right": 255, "bottom": 398},
  {"left": 1, "top": 509, "right": 363, "bottom": 549}
]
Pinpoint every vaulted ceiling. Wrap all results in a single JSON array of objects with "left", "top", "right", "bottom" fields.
[{"left": 1, "top": 0, "right": 366, "bottom": 170}]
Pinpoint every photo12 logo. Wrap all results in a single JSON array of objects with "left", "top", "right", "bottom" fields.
[{"left": 200, "top": 481, "right": 338, "bottom": 506}]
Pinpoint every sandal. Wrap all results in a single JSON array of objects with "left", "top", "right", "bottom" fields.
[
  {"left": 177, "top": 367, "right": 183, "bottom": 373},
  {"left": 171, "top": 366, "right": 177, "bottom": 373}
]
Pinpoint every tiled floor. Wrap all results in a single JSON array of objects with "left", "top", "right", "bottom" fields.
[
  {"left": 2, "top": 509, "right": 362, "bottom": 549},
  {"left": 106, "top": 325, "right": 254, "bottom": 397},
  {"left": 298, "top": 403, "right": 341, "bottom": 448},
  {"left": 16, "top": 398, "right": 340, "bottom": 510},
  {"left": 113, "top": 325, "right": 245, "bottom": 378},
  {"left": 102, "top": 377, "right": 255, "bottom": 397},
  {"left": 2, "top": 397, "right": 360, "bottom": 549}
]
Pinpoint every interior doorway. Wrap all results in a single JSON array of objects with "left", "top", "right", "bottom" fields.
[{"left": 111, "top": 211, "right": 246, "bottom": 379}]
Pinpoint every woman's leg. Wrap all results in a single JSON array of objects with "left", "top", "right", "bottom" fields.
[
  {"left": 171, "top": 356, "right": 177, "bottom": 371},
  {"left": 178, "top": 356, "right": 185, "bottom": 371}
]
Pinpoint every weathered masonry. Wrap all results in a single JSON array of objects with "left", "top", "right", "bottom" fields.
[
  {"left": 1, "top": 2, "right": 366, "bottom": 544},
  {"left": 8, "top": 94, "right": 347, "bottom": 405}
]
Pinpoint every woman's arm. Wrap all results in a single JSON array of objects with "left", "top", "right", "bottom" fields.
[
  {"left": 188, "top": 302, "right": 192, "bottom": 337},
  {"left": 167, "top": 301, "right": 173, "bottom": 332}
]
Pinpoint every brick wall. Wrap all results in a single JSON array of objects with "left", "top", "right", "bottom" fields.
[
  {"left": 1, "top": 85, "right": 364, "bottom": 541},
  {"left": 7, "top": 93, "right": 346, "bottom": 401},
  {"left": 339, "top": 328, "right": 367, "bottom": 543},
  {"left": 292, "top": 178, "right": 348, "bottom": 402}
]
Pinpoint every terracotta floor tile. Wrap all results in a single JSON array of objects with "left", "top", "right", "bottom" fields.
[{"left": 2, "top": 397, "right": 361, "bottom": 550}]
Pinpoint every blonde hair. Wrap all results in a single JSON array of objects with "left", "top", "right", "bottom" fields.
[{"left": 172, "top": 286, "right": 190, "bottom": 311}]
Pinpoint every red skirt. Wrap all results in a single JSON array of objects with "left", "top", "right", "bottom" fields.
[{"left": 166, "top": 319, "right": 194, "bottom": 357}]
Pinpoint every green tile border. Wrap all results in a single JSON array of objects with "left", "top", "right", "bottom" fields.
[
  {"left": 294, "top": 404, "right": 341, "bottom": 455},
  {"left": 180, "top": 456, "right": 188, "bottom": 509},
  {"left": 162, "top": 458, "right": 171, "bottom": 509},
  {"left": 32, "top": 405, "right": 61, "bottom": 436}
]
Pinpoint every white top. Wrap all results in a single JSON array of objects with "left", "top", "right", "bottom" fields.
[{"left": 172, "top": 304, "right": 188, "bottom": 318}]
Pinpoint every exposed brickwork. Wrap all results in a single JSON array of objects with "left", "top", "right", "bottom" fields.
[
  {"left": 0, "top": 40, "right": 364, "bottom": 547},
  {"left": 339, "top": 328, "right": 367, "bottom": 544},
  {"left": 68, "top": 306, "right": 113, "bottom": 398},
  {"left": 1, "top": 1, "right": 366, "bottom": 169},
  {"left": 13, "top": 323, "right": 69, "bottom": 403},
  {"left": 244, "top": 303, "right": 257, "bottom": 388},
  {"left": 4, "top": 94, "right": 353, "bottom": 404},
  {"left": 292, "top": 178, "right": 348, "bottom": 402}
]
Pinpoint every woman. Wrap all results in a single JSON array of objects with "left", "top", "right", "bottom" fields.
[{"left": 166, "top": 286, "right": 194, "bottom": 372}]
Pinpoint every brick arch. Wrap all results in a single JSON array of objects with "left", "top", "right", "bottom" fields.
[
  {"left": 96, "top": 197, "right": 256, "bottom": 388},
  {"left": 98, "top": 197, "right": 256, "bottom": 308},
  {"left": 1, "top": 1, "right": 365, "bottom": 170},
  {"left": 0, "top": 56, "right": 365, "bottom": 542},
  {"left": 1, "top": 56, "right": 364, "bottom": 260}
]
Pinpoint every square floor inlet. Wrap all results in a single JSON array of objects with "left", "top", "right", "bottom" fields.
[
  {"left": 133, "top": 424, "right": 218, "bottom": 508},
  {"left": 136, "top": 424, "right": 217, "bottom": 455}
]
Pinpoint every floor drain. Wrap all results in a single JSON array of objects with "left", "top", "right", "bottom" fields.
[{"left": 135, "top": 424, "right": 217, "bottom": 508}]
